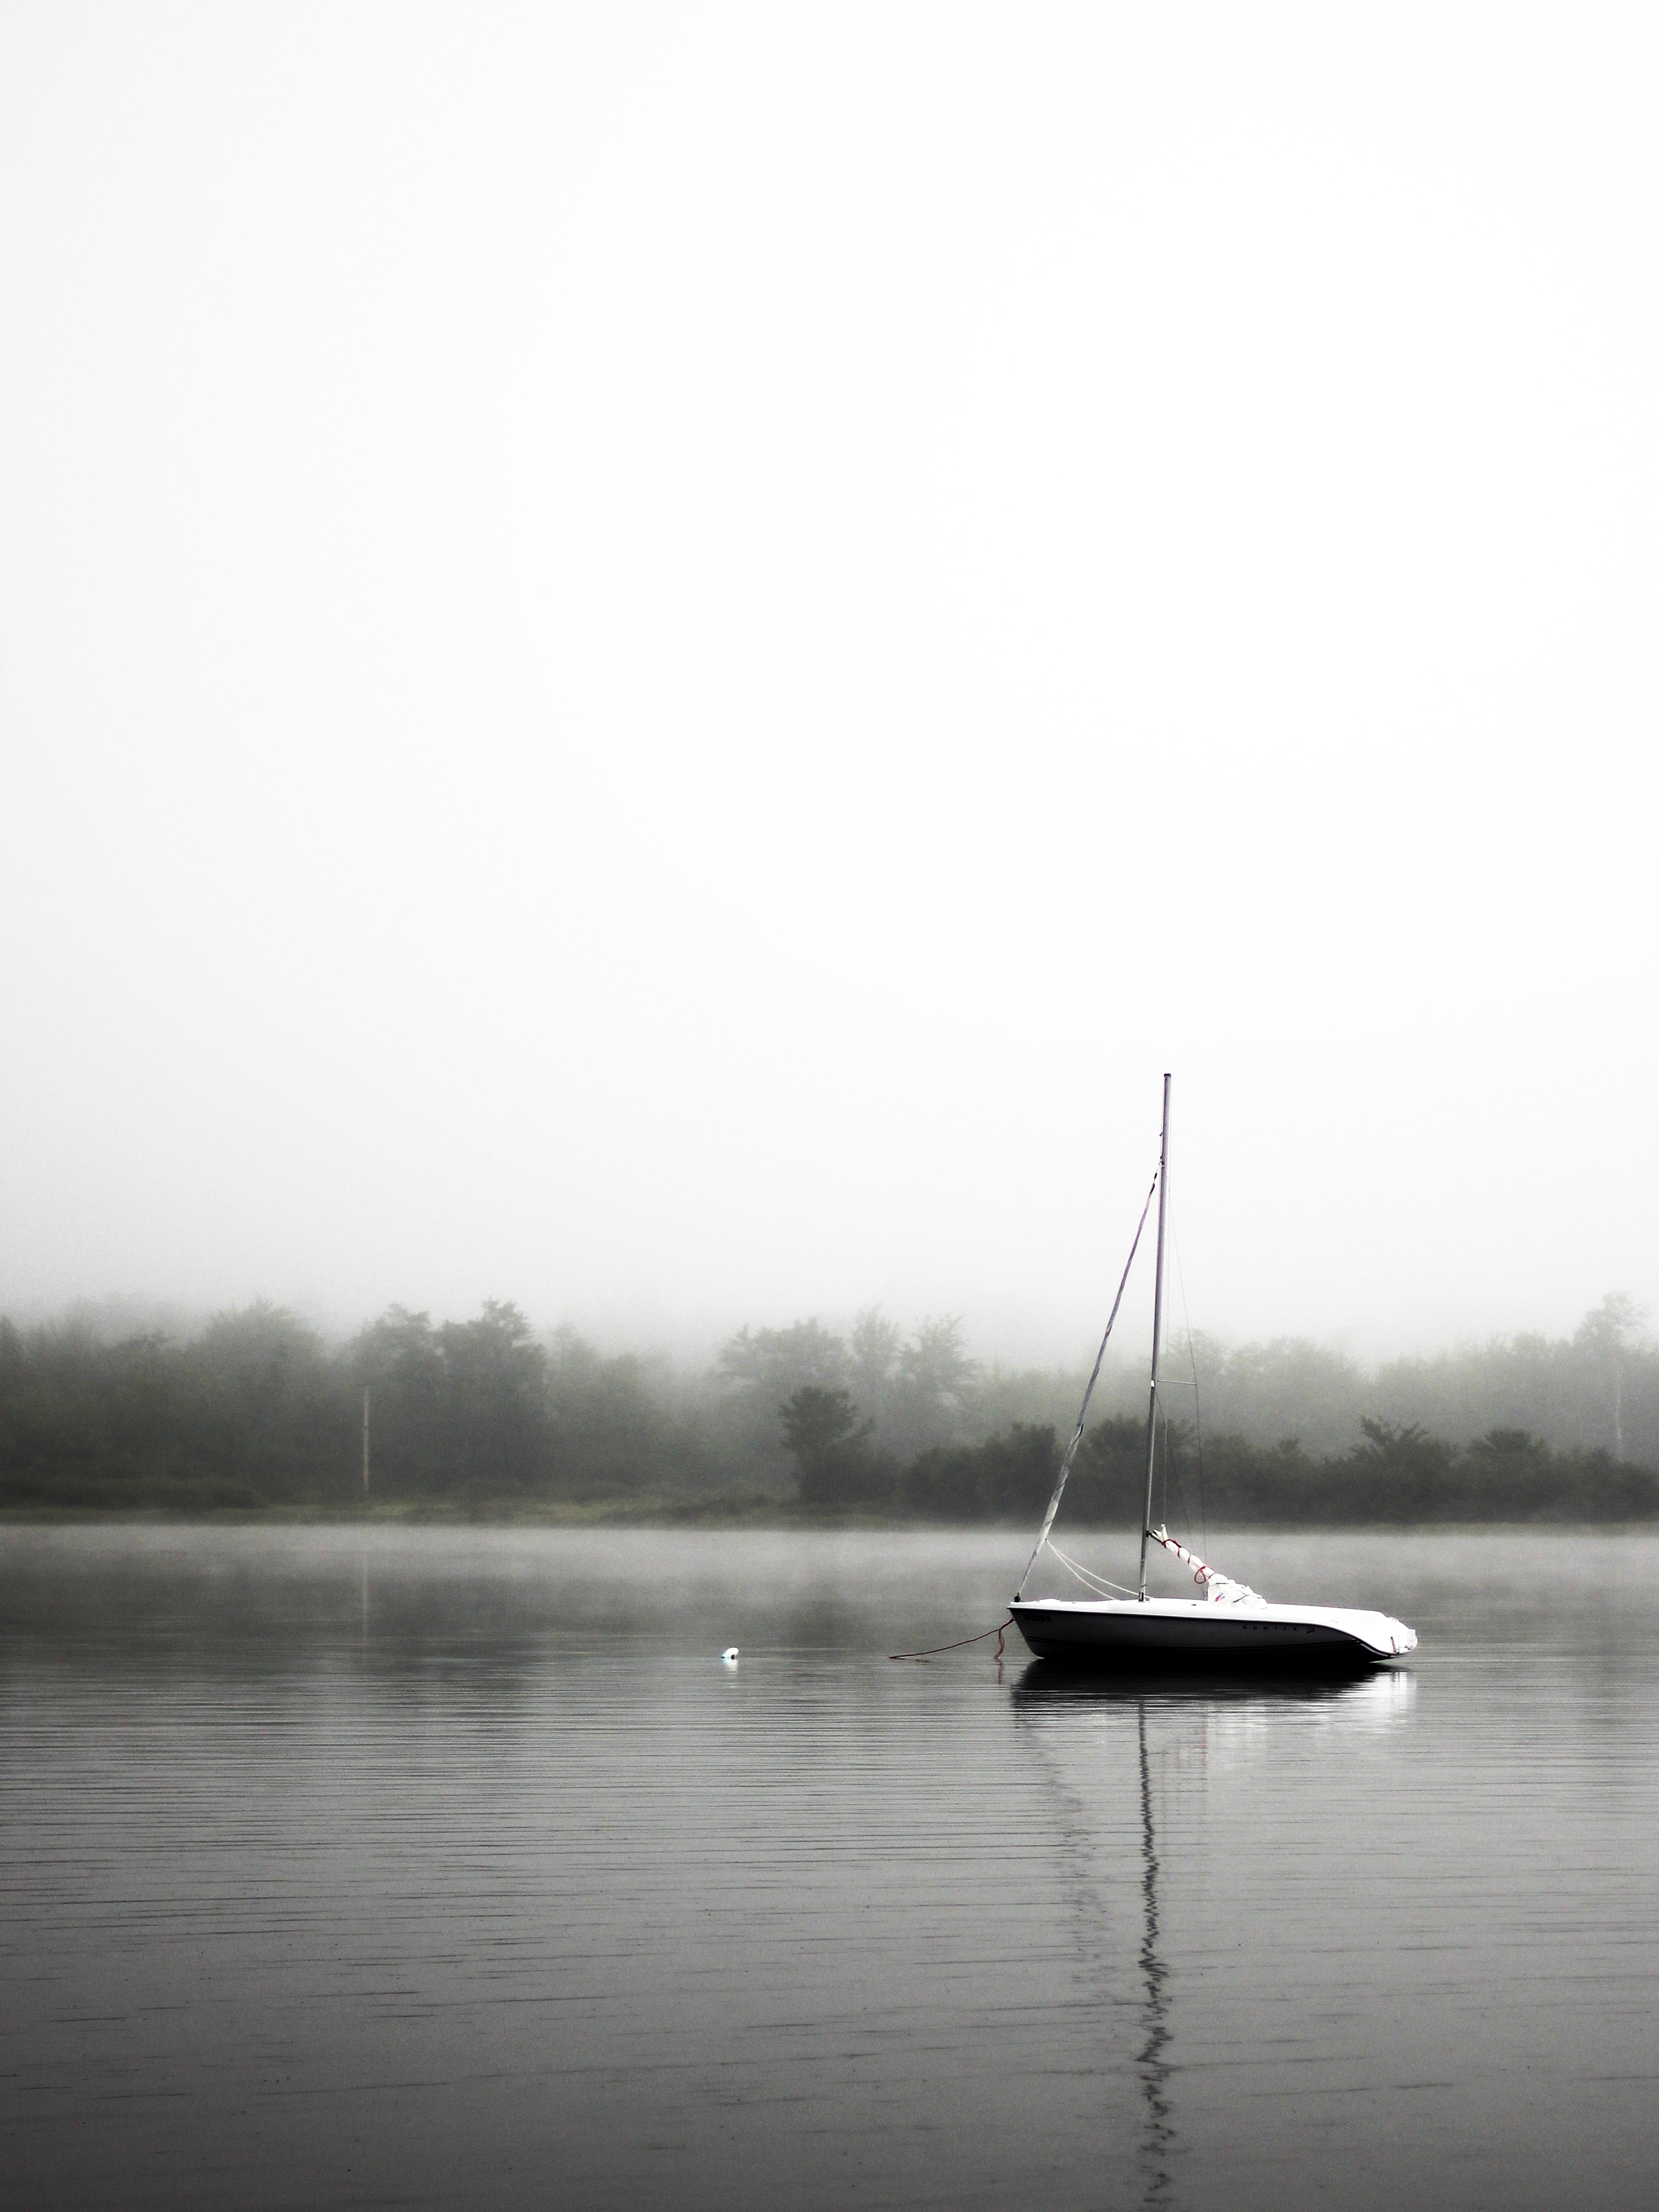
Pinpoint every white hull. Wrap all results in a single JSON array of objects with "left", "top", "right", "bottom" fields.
[{"left": 1010, "top": 1596, "right": 1416, "bottom": 1665}]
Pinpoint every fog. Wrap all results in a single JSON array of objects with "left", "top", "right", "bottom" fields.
[{"left": 3, "top": 6, "right": 1655, "bottom": 1365}]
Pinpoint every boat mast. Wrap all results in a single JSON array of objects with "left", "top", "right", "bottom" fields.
[{"left": 1137, "top": 1073, "right": 1171, "bottom": 1600}]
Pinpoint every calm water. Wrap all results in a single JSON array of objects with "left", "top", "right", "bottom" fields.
[{"left": 3, "top": 1525, "right": 1658, "bottom": 2211}]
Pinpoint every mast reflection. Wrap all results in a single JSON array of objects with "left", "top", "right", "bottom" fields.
[
  {"left": 1011, "top": 1660, "right": 1415, "bottom": 2208},
  {"left": 1136, "top": 1698, "right": 1175, "bottom": 2203}
]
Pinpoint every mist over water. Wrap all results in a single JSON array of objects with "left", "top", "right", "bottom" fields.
[{"left": 5, "top": 1526, "right": 1657, "bottom": 2211}]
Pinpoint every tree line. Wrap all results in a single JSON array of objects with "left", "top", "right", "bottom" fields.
[
  {"left": 782, "top": 1395, "right": 1658, "bottom": 1524},
  {"left": 0, "top": 1293, "right": 1654, "bottom": 1520}
]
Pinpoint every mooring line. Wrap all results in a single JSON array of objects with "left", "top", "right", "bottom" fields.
[{"left": 888, "top": 1615, "right": 1012, "bottom": 1662}]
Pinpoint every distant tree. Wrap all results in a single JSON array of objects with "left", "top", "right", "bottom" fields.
[
  {"left": 547, "top": 1327, "right": 715, "bottom": 1497},
  {"left": 346, "top": 1308, "right": 444, "bottom": 1491},
  {"left": 1458, "top": 1427, "right": 1553, "bottom": 1515},
  {"left": 711, "top": 1321, "right": 853, "bottom": 1483},
  {"left": 1157, "top": 1329, "right": 1229, "bottom": 1429},
  {"left": 1350, "top": 1416, "right": 1457, "bottom": 1517},
  {"left": 197, "top": 1301, "right": 328, "bottom": 1394},
  {"left": 1063, "top": 1415, "right": 1147, "bottom": 1524},
  {"left": 900, "top": 1423, "right": 1059, "bottom": 1521},
  {"left": 350, "top": 1299, "right": 557, "bottom": 1495},
  {"left": 718, "top": 1320, "right": 850, "bottom": 1400},
  {"left": 886, "top": 1315, "right": 980, "bottom": 1456},
  {"left": 779, "top": 1384, "right": 893, "bottom": 1511},
  {"left": 1197, "top": 1336, "right": 1367, "bottom": 1457},
  {"left": 443, "top": 1301, "right": 539, "bottom": 1365},
  {"left": 849, "top": 1306, "right": 902, "bottom": 1414},
  {"left": 1467, "top": 1425, "right": 1544, "bottom": 1458},
  {"left": 435, "top": 1300, "right": 553, "bottom": 1491},
  {"left": 194, "top": 1303, "right": 345, "bottom": 1498},
  {"left": 901, "top": 1315, "right": 978, "bottom": 1405},
  {"left": 350, "top": 1305, "right": 441, "bottom": 1388},
  {"left": 1574, "top": 1293, "right": 1650, "bottom": 1460},
  {"left": 1575, "top": 1293, "right": 1649, "bottom": 1351},
  {"left": 1353, "top": 1416, "right": 1453, "bottom": 1466}
]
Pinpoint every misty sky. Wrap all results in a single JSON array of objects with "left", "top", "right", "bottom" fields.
[{"left": 3, "top": 5, "right": 1655, "bottom": 1364}]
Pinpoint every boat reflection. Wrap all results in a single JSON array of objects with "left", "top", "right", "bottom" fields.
[
  {"left": 1011, "top": 1662, "right": 1415, "bottom": 2205},
  {"left": 1012, "top": 1657, "right": 1416, "bottom": 1706}
]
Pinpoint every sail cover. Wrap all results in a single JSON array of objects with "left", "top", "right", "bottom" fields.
[{"left": 1146, "top": 1526, "right": 1265, "bottom": 1606}]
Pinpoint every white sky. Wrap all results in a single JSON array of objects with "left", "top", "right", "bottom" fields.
[{"left": 2, "top": 4, "right": 1655, "bottom": 1363}]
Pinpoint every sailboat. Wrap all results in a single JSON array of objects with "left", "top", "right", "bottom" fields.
[{"left": 1008, "top": 1076, "right": 1418, "bottom": 1668}]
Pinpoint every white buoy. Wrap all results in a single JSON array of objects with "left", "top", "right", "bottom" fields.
[{"left": 721, "top": 1647, "right": 739, "bottom": 1663}]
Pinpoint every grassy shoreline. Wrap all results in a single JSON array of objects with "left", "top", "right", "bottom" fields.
[{"left": 6, "top": 1498, "right": 1658, "bottom": 1530}]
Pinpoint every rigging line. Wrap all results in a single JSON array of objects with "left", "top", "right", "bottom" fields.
[
  {"left": 1016, "top": 1162, "right": 1161, "bottom": 1599},
  {"left": 1171, "top": 1217, "right": 1206, "bottom": 1555},
  {"left": 1047, "top": 1540, "right": 1140, "bottom": 1599},
  {"left": 1159, "top": 1387, "right": 1172, "bottom": 1526},
  {"left": 1155, "top": 1386, "right": 1193, "bottom": 1546},
  {"left": 888, "top": 1616, "right": 1011, "bottom": 1661},
  {"left": 1053, "top": 1553, "right": 1136, "bottom": 1601},
  {"left": 1049, "top": 1544, "right": 1113, "bottom": 1594}
]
